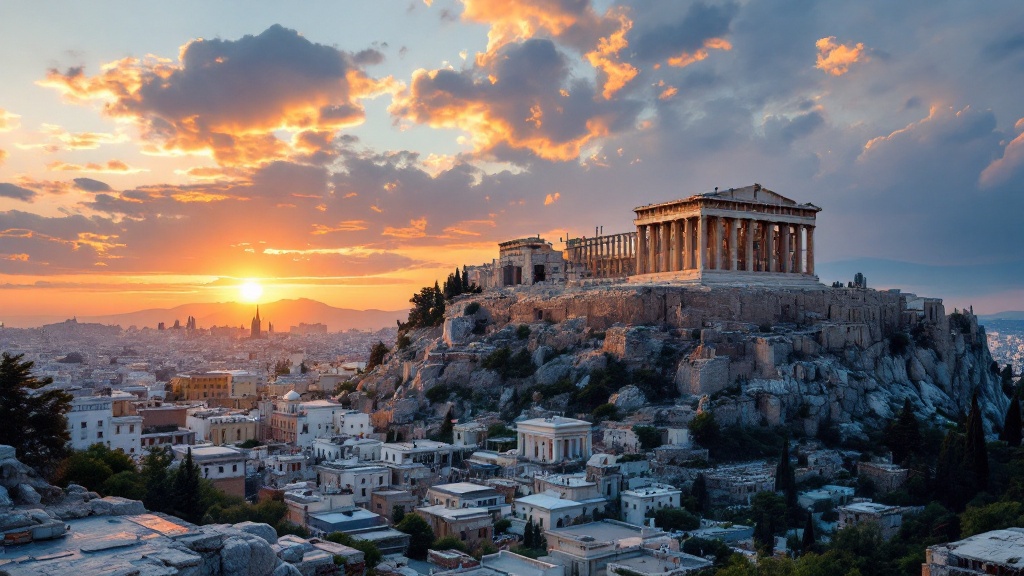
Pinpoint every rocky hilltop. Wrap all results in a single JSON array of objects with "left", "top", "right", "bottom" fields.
[{"left": 356, "top": 283, "right": 1007, "bottom": 440}]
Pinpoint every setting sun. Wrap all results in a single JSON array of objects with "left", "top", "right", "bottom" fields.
[{"left": 239, "top": 280, "right": 263, "bottom": 303}]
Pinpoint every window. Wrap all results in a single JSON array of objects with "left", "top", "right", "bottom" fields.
[
  {"left": 97, "top": 431, "right": 104, "bottom": 439},
  {"left": 81, "top": 422, "right": 87, "bottom": 429},
  {"left": 97, "top": 420, "right": 103, "bottom": 428},
  {"left": 116, "top": 425, "right": 121, "bottom": 434},
  {"left": 129, "top": 425, "right": 135, "bottom": 433},
  {"left": 218, "top": 466, "right": 224, "bottom": 473},
  {"left": 232, "top": 464, "right": 237, "bottom": 472}
]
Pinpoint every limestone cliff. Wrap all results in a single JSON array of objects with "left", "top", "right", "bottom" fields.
[{"left": 355, "top": 284, "right": 1008, "bottom": 440}]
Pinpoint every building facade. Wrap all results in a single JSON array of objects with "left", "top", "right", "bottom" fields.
[
  {"left": 516, "top": 416, "right": 593, "bottom": 463},
  {"left": 621, "top": 484, "right": 682, "bottom": 526},
  {"left": 631, "top": 184, "right": 820, "bottom": 284}
]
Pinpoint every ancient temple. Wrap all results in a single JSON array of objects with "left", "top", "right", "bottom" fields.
[{"left": 631, "top": 184, "right": 820, "bottom": 285}]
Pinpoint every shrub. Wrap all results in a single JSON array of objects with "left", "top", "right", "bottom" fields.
[
  {"left": 516, "top": 324, "right": 531, "bottom": 340},
  {"left": 465, "top": 302, "right": 481, "bottom": 316},
  {"left": 889, "top": 332, "right": 911, "bottom": 355},
  {"left": 433, "top": 535, "right": 469, "bottom": 552},
  {"left": 592, "top": 403, "right": 619, "bottom": 422}
]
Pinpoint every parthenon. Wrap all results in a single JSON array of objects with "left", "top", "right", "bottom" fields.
[
  {"left": 472, "top": 183, "right": 821, "bottom": 287},
  {"left": 631, "top": 183, "right": 820, "bottom": 285}
]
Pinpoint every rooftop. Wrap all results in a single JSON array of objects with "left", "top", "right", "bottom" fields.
[
  {"left": 517, "top": 416, "right": 592, "bottom": 430},
  {"left": 932, "top": 528, "right": 1024, "bottom": 567},
  {"left": 418, "top": 504, "right": 492, "bottom": 521},
  {"left": 431, "top": 482, "right": 497, "bottom": 496},
  {"left": 516, "top": 493, "right": 582, "bottom": 510},
  {"left": 841, "top": 502, "right": 900, "bottom": 514},
  {"left": 311, "top": 507, "right": 380, "bottom": 525},
  {"left": 623, "top": 484, "right": 680, "bottom": 498},
  {"left": 610, "top": 551, "right": 712, "bottom": 573},
  {"left": 483, "top": 551, "right": 560, "bottom": 576},
  {"left": 547, "top": 520, "right": 661, "bottom": 544}
]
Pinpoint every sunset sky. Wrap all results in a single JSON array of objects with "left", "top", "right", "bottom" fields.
[{"left": 1, "top": 1, "right": 1023, "bottom": 321}]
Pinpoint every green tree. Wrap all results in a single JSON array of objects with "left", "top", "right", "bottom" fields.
[
  {"left": 433, "top": 535, "right": 469, "bottom": 552},
  {"left": 1000, "top": 392, "right": 1022, "bottom": 447},
  {"left": 646, "top": 507, "right": 700, "bottom": 531},
  {"left": 436, "top": 406, "right": 456, "bottom": 442},
  {"left": 141, "top": 446, "right": 175, "bottom": 514},
  {"left": 751, "top": 491, "right": 787, "bottom": 551},
  {"left": 172, "top": 447, "right": 204, "bottom": 523},
  {"left": 392, "top": 504, "right": 406, "bottom": 524},
  {"left": 886, "top": 398, "right": 922, "bottom": 465},
  {"left": 691, "top": 473, "right": 710, "bottom": 514},
  {"left": 633, "top": 425, "right": 663, "bottom": 450},
  {"left": 0, "top": 352, "right": 73, "bottom": 478},
  {"left": 367, "top": 341, "right": 389, "bottom": 371},
  {"left": 961, "top": 501, "right": 1024, "bottom": 537},
  {"left": 775, "top": 437, "right": 797, "bottom": 515},
  {"left": 102, "top": 470, "right": 146, "bottom": 500},
  {"left": 935, "top": 430, "right": 971, "bottom": 511},
  {"left": 801, "top": 512, "right": 816, "bottom": 554},
  {"left": 56, "top": 451, "right": 113, "bottom": 491},
  {"left": 965, "top": 393, "right": 990, "bottom": 492},
  {"left": 524, "top": 518, "right": 536, "bottom": 548},
  {"left": 396, "top": 513, "right": 435, "bottom": 559},
  {"left": 689, "top": 411, "right": 720, "bottom": 449},
  {"left": 326, "top": 531, "right": 383, "bottom": 568}
]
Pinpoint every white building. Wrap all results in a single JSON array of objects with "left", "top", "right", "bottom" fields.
[
  {"left": 173, "top": 445, "right": 246, "bottom": 498},
  {"left": 515, "top": 493, "right": 586, "bottom": 529},
  {"left": 333, "top": 409, "right": 372, "bottom": 437},
  {"left": 381, "top": 440, "right": 457, "bottom": 467},
  {"left": 316, "top": 462, "right": 390, "bottom": 504},
  {"left": 516, "top": 416, "right": 593, "bottom": 463},
  {"left": 925, "top": 528, "right": 1024, "bottom": 575},
  {"left": 454, "top": 422, "right": 487, "bottom": 447},
  {"left": 621, "top": 484, "right": 682, "bottom": 527},
  {"left": 66, "top": 392, "right": 142, "bottom": 455},
  {"left": 264, "top": 392, "right": 343, "bottom": 447}
]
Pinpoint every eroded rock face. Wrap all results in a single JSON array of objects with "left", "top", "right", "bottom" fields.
[
  {"left": 609, "top": 385, "right": 647, "bottom": 412},
  {"left": 369, "top": 284, "right": 1006, "bottom": 441}
]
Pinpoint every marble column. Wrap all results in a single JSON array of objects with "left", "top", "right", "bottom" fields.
[
  {"left": 696, "top": 216, "right": 706, "bottom": 270},
  {"left": 728, "top": 218, "right": 739, "bottom": 271},
  {"left": 781, "top": 222, "right": 791, "bottom": 273},
  {"left": 670, "top": 221, "right": 680, "bottom": 272},
  {"left": 683, "top": 218, "right": 693, "bottom": 270},
  {"left": 637, "top": 225, "right": 647, "bottom": 274},
  {"left": 663, "top": 220, "right": 671, "bottom": 272},
  {"left": 649, "top": 224, "right": 658, "bottom": 273},
  {"left": 745, "top": 219, "right": 755, "bottom": 272},
  {"left": 713, "top": 217, "right": 724, "bottom": 270},
  {"left": 794, "top": 224, "right": 804, "bottom": 274},
  {"left": 806, "top": 226, "right": 815, "bottom": 275},
  {"left": 765, "top": 221, "right": 776, "bottom": 272}
]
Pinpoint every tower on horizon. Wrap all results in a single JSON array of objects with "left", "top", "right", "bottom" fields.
[{"left": 251, "top": 306, "right": 262, "bottom": 339}]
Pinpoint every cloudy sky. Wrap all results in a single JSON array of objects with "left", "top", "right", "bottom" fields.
[{"left": 1, "top": 0, "right": 1022, "bottom": 320}]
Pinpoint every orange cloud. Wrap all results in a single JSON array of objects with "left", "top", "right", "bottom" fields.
[
  {"left": 46, "top": 159, "right": 148, "bottom": 173},
  {"left": 584, "top": 13, "right": 637, "bottom": 99},
  {"left": 382, "top": 217, "right": 428, "bottom": 238},
  {"left": 38, "top": 25, "right": 392, "bottom": 168},
  {"left": 442, "top": 219, "right": 496, "bottom": 237},
  {"left": 666, "top": 37, "right": 732, "bottom": 68},
  {"left": 463, "top": 0, "right": 636, "bottom": 98},
  {"left": 0, "top": 149, "right": 6, "bottom": 166},
  {"left": 0, "top": 109, "right": 19, "bottom": 132},
  {"left": 312, "top": 220, "right": 368, "bottom": 234},
  {"left": 0, "top": 253, "right": 30, "bottom": 262},
  {"left": 980, "top": 123, "right": 1024, "bottom": 188},
  {"left": 544, "top": 192, "right": 561, "bottom": 205},
  {"left": 658, "top": 86, "right": 678, "bottom": 100},
  {"left": 815, "top": 36, "right": 867, "bottom": 76}
]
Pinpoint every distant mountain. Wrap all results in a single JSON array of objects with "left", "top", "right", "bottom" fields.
[
  {"left": 61, "top": 298, "right": 406, "bottom": 332},
  {"left": 979, "top": 311, "right": 1024, "bottom": 321}
]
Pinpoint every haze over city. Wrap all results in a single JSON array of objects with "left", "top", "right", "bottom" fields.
[{"left": 1, "top": 1, "right": 1022, "bottom": 321}]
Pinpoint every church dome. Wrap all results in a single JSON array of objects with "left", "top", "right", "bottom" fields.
[{"left": 283, "top": 390, "right": 301, "bottom": 401}]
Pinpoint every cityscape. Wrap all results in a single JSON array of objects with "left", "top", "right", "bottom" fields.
[{"left": 2, "top": 3, "right": 1024, "bottom": 576}]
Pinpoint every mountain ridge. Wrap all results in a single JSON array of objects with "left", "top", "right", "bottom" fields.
[{"left": 3, "top": 298, "right": 405, "bottom": 331}]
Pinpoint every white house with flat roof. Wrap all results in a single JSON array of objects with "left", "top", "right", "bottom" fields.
[
  {"left": 515, "top": 493, "right": 586, "bottom": 529},
  {"left": 173, "top": 445, "right": 246, "bottom": 498},
  {"left": 334, "top": 409, "right": 372, "bottom": 437},
  {"left": 316, "top": 462, "right": 390, "bottom": 504},
  {"left": 66, "top": 392, "right": 142, "bottom": 455},
  {"left": 516, "top": 416, "right": 592, "bottom": 463},
  {"left": 381, "top": 439, "right": 456, "bottom": 467},
  {"left": 544, "top": 520, "right": 679, "bottom": 576},
  {"left": 925, "top": 528, "right": 1024, "bottom": 575},
  {"left": 621, "top": 484, "right": 682, "bottom": 526}
]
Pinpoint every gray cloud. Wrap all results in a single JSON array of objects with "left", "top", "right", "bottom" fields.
[
  {"left": 0, "top": 183, "right": 37, "bottom": 202},
  {"left": 72, "top": 177, "right": 111, "bottom": 192}
]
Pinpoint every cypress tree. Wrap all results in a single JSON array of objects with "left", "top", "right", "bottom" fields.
[
  {"left": 453, "top": 268, "right": 462, "bottom": 296},
  {"left": 775, "top": 438, "right": 797, "bottom": 515},
  {"left": 524, "top": 518, "right": 535, "bottom": 548},
  {"left": 172, "top": 447, "right": 203, "bottom": 523},
  {"left": 887, "top": 398, "right": 922, "bottom": 465},
  {"left": 801, "top": 512, "right": 816, "bottom": 554},
  {"left": 1000, "top": 392, "right": 1022, "bottom": 447},
  {"left": 462, "top": 266, "right": 470, "bottom": 291},
  {"left": 965, "top": 393, "right": 989, "bottom": 492},
  {"left": 936, "top": 430, "right": 969, "bottom": 510}
]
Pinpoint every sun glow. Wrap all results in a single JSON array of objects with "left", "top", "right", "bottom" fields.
[{"left": 239, "top": 280, "right": 263, "bottom": 303}]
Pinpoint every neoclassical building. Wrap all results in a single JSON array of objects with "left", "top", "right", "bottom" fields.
[
  {"left": 516, "top": 416, "right": 593, "bottom": 463},
  {"left": 631, "top": 184, "right": 820, "bottom": 284}
]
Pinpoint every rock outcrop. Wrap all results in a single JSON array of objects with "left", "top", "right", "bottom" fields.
[{"left": 360, "top": 283, "right": 1007, "bottom": 440}]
